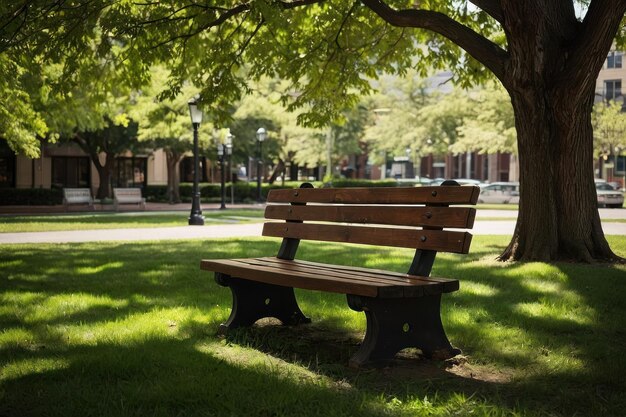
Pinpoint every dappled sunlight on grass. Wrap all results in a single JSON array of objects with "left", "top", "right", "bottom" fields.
[
  {"left": 32, "top": 293, "right": 128, "bottom": 323},
  {"left": 0, "top": 327, "right": 36, "bottom": 350},
  {"left": 513, "top": 300, "right": 595, "bottom": 326},
  {"left": 0, "top": 259, "right": 24, "bottom": 268},
  {"left": 1, "top": 236, "right": 625, "bottom": 416},
  {"left": 459, "top": 281, "right": 500, "bottom": 297},
  {"left": 0, "top": 357, "right": 71, "bottom": 382},
  {"left": 75, "top": 261, "right": 124, "bottom": 275}
]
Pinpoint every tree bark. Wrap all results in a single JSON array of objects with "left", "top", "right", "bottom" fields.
[
  {"left": 500, "top": 84, "right": 618, "bottom": 262},
  {"left": 165, "top": 150, "right": 184, "bottom": 204},
  {"left": 496, "top": 1, "right": 622, "bottom": 262},
  {"left": 267, "top": 159, "right": 285, "bottom": 185},
  {"left": 94, "top": 153, "right": 115, "bottom": 200}
]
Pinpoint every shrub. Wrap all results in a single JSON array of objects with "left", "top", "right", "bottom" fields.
[
  {"left": 0, "top": 188, "right": 63, "bottom": 205},
  {"left": 325, "top": 179, "right": 400, "bottom": 188}
]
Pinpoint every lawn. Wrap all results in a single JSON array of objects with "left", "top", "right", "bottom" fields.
[
  {"left": 0, "top": 209, "right": 265, "bottom": 233},
  {"left": 1, "top": 236, "right": 625, "bottom": 416}
]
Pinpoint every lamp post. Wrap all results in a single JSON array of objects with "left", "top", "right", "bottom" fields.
[
  {"left": 256, "top": 127, "right": 266, "bottom": 203},
  {"left": 217, "top": 142, "right": 226, "bottom": 209},
  {"left": 405, "top": 147, "right": 412, "bottom": 179},
  {"left": 226, "top": 132, "right": 234, "bottom": 205},
  {"left": 188, "top": 97, "right": 204, "bottom": 225}
]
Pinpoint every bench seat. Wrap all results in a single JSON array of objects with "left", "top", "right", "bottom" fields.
[
  {"left": 63, "top": 188, "right": 94, "bottom": 211},
  {"left": 113, "top": 188, "right": 146, "bottom": 211},
  {"left": 202, "top": 257, "right": 459, "bottom": 298}
]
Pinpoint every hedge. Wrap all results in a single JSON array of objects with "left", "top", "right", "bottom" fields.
[
  {"left": 0, "top": 188, "right": 63, "bottom": 205},
  {"left": 144, "top": 179, "right": 406, "bottom": 203},
  {"left": 324, "top": 179, "right": 401, "bottom": 188},
  {"left": 0, "top": 179, "right": 408, "bottom": 205},
  {"left": 144, "top": 181, "right": 323, "bottom": 203}
]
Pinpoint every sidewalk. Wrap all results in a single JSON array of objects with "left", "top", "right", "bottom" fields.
[
  {"left": 0, "top": 202, "right": 264, "bottom": 215},
  {"left": 2, "top": 220, "right": 625, "bottom": 245},
  {"left": 0, "top": 223, "right": 265, "bottom": 244}
]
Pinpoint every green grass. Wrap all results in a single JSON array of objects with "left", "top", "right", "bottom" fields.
[
  {"left": 475, "top": 204, "right": 520, "bottom": 210},
  {"left": 1, "top": 236, "right": 625, "bottom": 416},
  {"left": 0, "top": 209, "right": 264, "bottom": 233}
]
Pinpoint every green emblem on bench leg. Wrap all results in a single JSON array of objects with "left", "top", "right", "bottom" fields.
[
  {"left": 347, "top": 294, "right": 461, "bottom": 367},
  {"left": 215, "top": 273, "right": 311, "bottom": 334}
]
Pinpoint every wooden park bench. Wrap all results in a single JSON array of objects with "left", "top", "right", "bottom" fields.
[
  {"left": 201, "top": 181, "right": 479, "bottom": 367},
  {"left": 62, "top": 188, "right": 94, "bottom": 211},
  {"left": 113, "top": 188, "right": 146, "bottom": 211}
]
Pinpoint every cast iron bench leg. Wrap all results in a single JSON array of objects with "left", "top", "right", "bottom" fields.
[
  {"left": 216, "top": 273, "right": 311, "bottom": 333},
  {"left": 347, "top": 294, "right": 461, "bottom": 367}
]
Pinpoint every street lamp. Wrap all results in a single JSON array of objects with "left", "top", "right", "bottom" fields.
[
  {"left": 217, "top": 142, "right": 226, "bottom": 210},
  {"left": 256, "top": 127, "right": 267, "bottom": 203},
  {"left": 187, "top": 97, "right": 204, "bottom": 225},
  {"left": 226, "top": 132, "right": 234, "bottom": 205},
  {"left": 217, "top": 133, "right": 234, "bottom": 210}
]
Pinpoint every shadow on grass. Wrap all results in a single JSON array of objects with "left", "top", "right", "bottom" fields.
[
  {"left": 1, "top": 237, "right": 625, "bottom": 416},
  {"left": 0, "top": 338, "right": 399, "bottom": 417}
]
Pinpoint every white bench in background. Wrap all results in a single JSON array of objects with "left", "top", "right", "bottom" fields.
[
  {"left": 113, "top": 188, "right": 146, "bottom": 211},
  {"left": 63, "top": 188, "right": 94, "bottom": 211}
]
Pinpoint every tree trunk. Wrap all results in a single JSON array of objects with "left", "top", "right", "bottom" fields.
[
  {"left": 94, "top": 152, "right": 115, "bottom": 200},
  {"left": 499, "top": 88, "right": 617, "bottom": 262},
  {"left": 497, "top": 1, "right": 621, "bottom": 263},
  {"left": 267, "top": 159, "right": 285, "bottom": 185},
  {"left": 165, "top": 150, "right": 184, "bottom": 204}
]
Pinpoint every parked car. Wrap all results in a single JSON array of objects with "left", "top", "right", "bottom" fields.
[
  {"left": 426, "top": 178, "right": 480, "bottom": 186},
  {"left": 478, "top": 182, "right": 520, "bottom": 204},
  {"left": 596, "top": 181, "right": 624, "bottom": 208},
  {"left": 452, "top": 178, "right": 482, "bottom": 186}
]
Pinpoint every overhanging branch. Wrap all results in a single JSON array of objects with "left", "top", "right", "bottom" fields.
[
  {"left": 469, "top": 0, "right": 503, "bottom": 24},
  {"left": 360, "top": 0, "right": 508, "bottom": 82},
  {"left": 562, "top": 0, "right": 626, "bottom": 87}
]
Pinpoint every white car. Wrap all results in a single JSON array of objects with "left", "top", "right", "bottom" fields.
[
  {"left": 478, "top": 182, "right": 520, "bottom": 204},
  {"left": 596, "top": 182, "right": 624, "bottom": 208}
]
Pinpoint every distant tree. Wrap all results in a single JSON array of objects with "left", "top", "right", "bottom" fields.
[
  {"left": 129, "top": 67, "right": 214, "bottom": 203},
  {"left": 592, "top": 100, "right": 626, "bottom": 159},
  {"left": 72, "top": 118, "right": 142, "bottom": 199},
  {"left": 362, "top": 73, "right": 433, "bottom": 164},
  {"left": 450, "top": 85, "right": 517, "bottom": 155}
]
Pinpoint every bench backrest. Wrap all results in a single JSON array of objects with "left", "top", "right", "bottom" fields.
[
  {"left": 113, "top": 188, "right": 143, "bottom": 202},
  {"left": 263, "top": 182, "right": 479, "bottom": 276},
  {"left": 63, "top": 188, "right": 92, "bottom": 203}
]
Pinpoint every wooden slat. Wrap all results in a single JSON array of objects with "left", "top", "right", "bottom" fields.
[
  {"left": 235, "top": 257, "right": 434, "bottom": 288},
  {"left": 203, "top": 258, "right": 383, "bottom": 297},
  {"left": 264, "top": 205, "right": 476, "bottom": 229},
  {"left": 201, "top": 257, "right": 458, "bottom": 298},
  {"left": 257, "top": 257, "right": 459, "bottom": 295},
  {"left": 262, "top": 222, "right": 473, "bottom": 253},
  {"left": 261, "top": 258, "right": 459, "bottom": 293},
  {"left": 267, "top": 186, "right": 480, "bottom": 205}
]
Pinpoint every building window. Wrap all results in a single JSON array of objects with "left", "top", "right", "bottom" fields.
[
  {"left": 604, "top": 79, "right": 622, "bottom": 101},
  {"left": 0, "top": 140, "right": 16, "bottom": 188},
  {"left": 608, "top": 52, "right": 623, "bottom": 69},
  {"left": 114, "top": 157, "right": 147, "bottom": 188},
  {"left": 180, "top": 156, "right": 208, "bottom": 183},
  {"left": 51, "top": 157, "right": 90, "bottom": 189}
]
